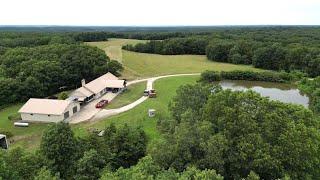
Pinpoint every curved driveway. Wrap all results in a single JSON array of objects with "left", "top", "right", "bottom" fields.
[{"left": 70, "top": 73, "right": 199, "bottom": 124}]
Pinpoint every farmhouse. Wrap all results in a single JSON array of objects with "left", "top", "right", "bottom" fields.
[
  {"left": 70, "top": 72, "right": 126, "bottom": 104},
  {"left": 19, "top": 98, "right": 80, "bottom": 123}
]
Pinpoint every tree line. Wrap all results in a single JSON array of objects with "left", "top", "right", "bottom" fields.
[
  {"left": 122, "top": 37, "right": 209, "bottom": 55},
  {"left": 199, "top": 70, "right": 302, "bottom": 83},
  {"left": 122, "top": 27, "right": 320, "bottom": 77},
  {"left": 206, "top": 42, "right": 320, "bottom": 77}
]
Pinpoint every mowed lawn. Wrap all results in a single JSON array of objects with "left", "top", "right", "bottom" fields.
[
  {"left": 86, "top": 39, "right": 147, "bottom": 62},
  {"left": 123, "top": 50, "right": 261, "bottom": 77},
  {"left": 73, "top": 75, "right": 199, "bottom": 145},
  {"left": 106, "top": 81, "right": 146, "bottom": 109},
  {"left": 86, "top": 39, "right": 148, "bottom": 79},
  {"left": 0, "top": 104, "right": 50, "bottom": 150},
  {"left": 87, "top": 39, "right": 262, "bottom": 79}
]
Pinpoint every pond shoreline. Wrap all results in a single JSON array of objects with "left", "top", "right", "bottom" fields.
[{"left": 213, "top": 80, "right": 309, "bottom": 107}]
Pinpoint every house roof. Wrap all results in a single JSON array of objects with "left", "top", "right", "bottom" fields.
[
  {"left": 71, "top": 86, "right": 94, "bottom": 97},
  {"left": 84, "top": 72, "right": 119, "bottom": 94},
  {"left": 19, "top": 98, "right": 73, "bottom": 115},
  {"left": 72, "top": 72, "right": 124, "bottom": 98},
  {"left": 107, "top": 80, "right": 125, "bottom": 88}
]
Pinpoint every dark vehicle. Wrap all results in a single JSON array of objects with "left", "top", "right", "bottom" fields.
[
  {"left": 95, "top": 100, "right": 109, "bottom": 108},
  {"left": 148, "top": 89, "right": 157, "bottom": 98},
  {"left": 143, "top": 90, "right": 149, "bottom": 96}
]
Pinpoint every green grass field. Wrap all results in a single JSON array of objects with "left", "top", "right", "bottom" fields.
[
  {"left": 0, "top": 104, "right": 49, "bottom": 150},
  {"left": 73, "top": 75, "right": 199, "bottom": 144},
  {"left": 87, "top": 39, "right": 262, "bottom": 80},
  {"left": 86, "top": 39, "right": 147, "bottom": 62},
  {"left": 106, "top": 81, "right": 146, "bottom": 109}
]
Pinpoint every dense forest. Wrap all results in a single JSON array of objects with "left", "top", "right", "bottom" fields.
[
  {"left": 0, "top": 33, "right": 123, "bottom": 108},
  {"left": 123, "top": 27, "right": 320, "bottom": 77}
]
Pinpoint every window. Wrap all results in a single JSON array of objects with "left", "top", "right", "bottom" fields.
[
  {"left": 64, "top": 111, "right": 69, "bottom": 119},
  {"left": 73, "top": 106, "right": 78, "bottom": 113}
]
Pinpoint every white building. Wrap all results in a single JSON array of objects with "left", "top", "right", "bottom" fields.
[
  {"left": 70, "top": 72, "right": 126, "bottom": 104},
  {"left": 19, "top": 98, "right": 80, "bottom": 123}
]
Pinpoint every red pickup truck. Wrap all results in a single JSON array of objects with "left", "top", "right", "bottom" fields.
[{"left": 95, "top": 100, "right": 109, "bottom": 108}]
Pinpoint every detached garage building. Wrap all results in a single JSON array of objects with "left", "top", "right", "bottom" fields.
[{"left": 19, "top": 98, "right": 80, "bottom": 123}]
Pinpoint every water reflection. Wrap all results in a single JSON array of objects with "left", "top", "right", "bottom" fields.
[{"left": 214, "top": 80, "right": 309, "bottom": 107}]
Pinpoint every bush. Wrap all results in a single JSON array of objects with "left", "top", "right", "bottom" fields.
[
  {"left": 8, "top": 113, "right": 21, "bottom": 121},
  {"left": 58, "top": 92, "right": 68, "bottom": 100},
  {"left": 200, "top": 71, "right": 221, "bottom": 82},
  {"left": 200, "top": 70, "right": 294, "bottom": 83}
]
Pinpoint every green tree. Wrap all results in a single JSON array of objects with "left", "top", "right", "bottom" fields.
[
  {"left": 152, "top": 84, "right": 320, "bottom": 179},
  {"left": 0, "top": 150, "right": 18, "bottom": 180},
  {"left": 75, "top": 149, "right": 105, "bottom": 180},
  {"left": 34, "top": 167, "right": 59, "bottom": 180},
  {"left": 206, "top": 41, "right": 234, "bottom": 62},
  {"left": 58, "top": 91, "right": 68, "bottom": 100},
  {"left": 103, "top": 124, "right": 147, "bottom": 169},
  {"left": 169, "top": 83, "right": 211, "bottom": 122},
  {"left": 253, "top": 43, "right": 286, "bottom": 70},
  {"left": 40, "top": 122, "right": 79, "bottom": 179},
  {"left": 107, "top": 60, "right": 124, "bottom": 76},
  {"left": 180, "top": 167, "right": 223, "bottom": 180}
]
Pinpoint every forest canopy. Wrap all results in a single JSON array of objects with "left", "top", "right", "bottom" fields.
[
  {"left": 0, "top": 42, "right": 123, "bottom": 107},
  {"left": 151, "top": 83, "right": 320, "bottom": 179}
]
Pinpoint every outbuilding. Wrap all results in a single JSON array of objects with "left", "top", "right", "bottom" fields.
[{"left": 18, "top": 98, "right": 80, "bottom": 123}]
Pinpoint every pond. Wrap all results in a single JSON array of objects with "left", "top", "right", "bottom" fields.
[{"left": 215, "top": 80, "right": 309, "bottom": 107}]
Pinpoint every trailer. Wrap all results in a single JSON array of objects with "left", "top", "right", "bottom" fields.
[
  {"left": 14, "top": 122, "right": 29, "bottom": 127},
  {"left": 0, "top": 134, "right": 8, "bottom": 149}
]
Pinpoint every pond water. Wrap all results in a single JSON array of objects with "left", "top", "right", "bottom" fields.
[{"left": 215, "top": 80, "right": 309, "bottom": 107}]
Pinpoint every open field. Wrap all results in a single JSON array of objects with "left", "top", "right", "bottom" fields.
[
  {"left": 106, "top": 81, "right": 146, "bottom": 109},
  {"left": 87, "top": 39, "right": 262, "bottom": 80},
  {"left": 86, "top": 39, "right": 147, "bottom": 62}
]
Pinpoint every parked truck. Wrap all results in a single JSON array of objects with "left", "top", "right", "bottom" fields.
[{"left": 143, "top": 89, "right": 157, "bottom": 98}]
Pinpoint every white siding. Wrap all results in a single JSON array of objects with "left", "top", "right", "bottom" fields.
[
  {"left": 20, "top": 113, "right": 64, "bottom": 123},
  {"left": 20, "top": 102, "right": 80, "bottom": 123}
]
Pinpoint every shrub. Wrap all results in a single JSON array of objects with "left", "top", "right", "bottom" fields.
[
  {"left": 200, "top": 71, "right": 221, "bottom": 82},
  {"left": 200, "top": 70, "right": 294, "bottom": 83},
  {"left": 58, "top": 92, "right": 68, "bottom": 100},
  {"left": 8, "top": 113, "right": 21, "bottom": 121}
]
